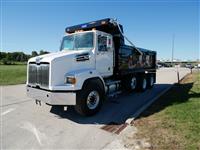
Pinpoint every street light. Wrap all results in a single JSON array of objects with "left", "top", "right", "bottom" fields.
[{"left": 171, "top": 34, "right": 175, "bottom": 67}]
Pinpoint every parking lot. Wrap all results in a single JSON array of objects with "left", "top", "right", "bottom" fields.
[{"left": 0, "top": 68, "right": 190, "bottom": 149}]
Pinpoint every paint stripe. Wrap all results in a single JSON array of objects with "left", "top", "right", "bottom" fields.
[
  {"left": 20, "top": 121, "right": 47, "bottom": 146},
  {"left": 1, "top": 108, "right": 15, "bottom": 116}
]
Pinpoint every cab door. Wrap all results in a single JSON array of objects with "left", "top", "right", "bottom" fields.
[{"left": 95, "top": 33, "right": 114, "bottom": 77}]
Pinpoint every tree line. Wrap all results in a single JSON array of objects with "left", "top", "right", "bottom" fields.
[{"left": 0, "top": 50, "right": 49, "bottom": 65}]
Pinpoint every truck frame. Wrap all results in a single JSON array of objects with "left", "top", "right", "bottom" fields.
[{"left": 27, "top": 18, "right": 156, "bottom": 116}]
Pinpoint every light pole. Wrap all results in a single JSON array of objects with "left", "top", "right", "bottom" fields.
[
  {"left": 171, "top": 34, "right": 180, "bottom": 83},
  {"left": 171, "top": 34, "right": 175, "bottom": 67}
]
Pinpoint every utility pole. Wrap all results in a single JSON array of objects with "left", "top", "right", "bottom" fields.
[
  {"left": 171, "top": 34, "right": 175, "bottom": 67},
  {"left": 171, "top": 34, "right": 179, "bottom": 83}
]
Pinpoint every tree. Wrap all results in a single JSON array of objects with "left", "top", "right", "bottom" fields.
[
  {"left": 39, "top": 50, "right": 49, "bottom": 55},
  {"left": 0, "top": 51, "right": 31, "bottom": 64},
  {"left": 2, "top": 57, "right": 11, "bottom": 65},
  {"left": 20, "top": 52, "right": 26, "bottom": 62},
  {"left": 31, "top": 51, "right": 38, "bottom": 57},
  {"left": 0, "top": 52, "right": 6, "bottom": 60}
]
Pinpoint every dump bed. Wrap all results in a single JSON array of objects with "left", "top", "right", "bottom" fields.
[{"left": 115, "top": 45, "right": 156, "bottom": 76}]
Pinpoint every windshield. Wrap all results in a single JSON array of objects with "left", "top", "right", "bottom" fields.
[{"left": 60, "top": 32, "right": 94, "bottom": 51}]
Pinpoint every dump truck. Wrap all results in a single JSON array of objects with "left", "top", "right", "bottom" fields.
[{"left": 26, "top": 18, "right": 157, "bottom": 116}]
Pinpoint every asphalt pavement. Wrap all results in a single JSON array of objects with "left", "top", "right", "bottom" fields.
[{"left": 0, "top": 67, "right": 190, "bottom": 149}]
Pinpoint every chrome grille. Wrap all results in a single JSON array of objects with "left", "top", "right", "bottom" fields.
[{"left": 28, "top": 63, "right": 49, "bottom": 87}]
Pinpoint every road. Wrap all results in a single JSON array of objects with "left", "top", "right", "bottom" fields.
[{"left": 0, "top": 68, "right": 190, "bottom": 149}]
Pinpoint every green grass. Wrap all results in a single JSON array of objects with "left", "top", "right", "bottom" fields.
[
  {"left": 0, "top": 61, "right": 27, "bottom": 65},
  {"left": 0, "top": 65, "right": 27, "bottom": 85},
  {"left": 134, "top": 72, "right": 200, "bottom": 150}
]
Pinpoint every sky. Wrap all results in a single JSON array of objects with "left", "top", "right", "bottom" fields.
[{"left": 0, "top": 0, "right": 199, "bottom": 60}]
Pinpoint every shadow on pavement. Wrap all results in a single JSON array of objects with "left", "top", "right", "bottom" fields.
[
  {"left": 50, "top": 83, "right": 172, "bottom": 125},
  {"left": 136, "top": 81, "right": 200, "bottom": 120}
]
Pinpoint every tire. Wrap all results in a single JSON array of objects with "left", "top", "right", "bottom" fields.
[
  {"left": 122, "top": 75, "right": 137, "bottom": 92},
  {"left": 147, "top": 74, "right": 154, "bottom": 88},
  {"left": 75, "top": 80, "right": 104, "bottom": 116},
  {"left": 137, "top": 76, "right": 147, "bottom": 92}
]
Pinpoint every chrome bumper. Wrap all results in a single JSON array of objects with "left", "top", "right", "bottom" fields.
[{"left": 26, "top": 86, "right": 76, "bottom": 105}]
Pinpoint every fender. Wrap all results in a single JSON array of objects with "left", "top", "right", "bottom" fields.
[{"left": 66, "top": 68, "right": 106, "bottom": 91}]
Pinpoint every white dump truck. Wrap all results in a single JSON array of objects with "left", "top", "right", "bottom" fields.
[{"left": 27, "top": 18, "right": 157, "bottom": 116}]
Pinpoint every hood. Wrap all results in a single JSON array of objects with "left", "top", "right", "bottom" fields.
[{"left": 28, "top": 50, "right": 90, "bottom": 63}]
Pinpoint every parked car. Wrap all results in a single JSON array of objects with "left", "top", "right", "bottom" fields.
[{"left": 185, "top": 64, "right": 194, "bottom": 69}]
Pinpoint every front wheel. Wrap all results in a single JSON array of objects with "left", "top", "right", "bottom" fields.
[{"left": 75, "top": 81, "right": 104, "bottom": 116}]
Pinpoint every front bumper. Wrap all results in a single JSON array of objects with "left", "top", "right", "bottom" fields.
[{"left": 26, "top": 86, "right": 76, "bottom": 105}]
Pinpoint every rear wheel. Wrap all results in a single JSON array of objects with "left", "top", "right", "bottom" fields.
[
  {"left": 137, "top": 76, "right": 147, "bottom": 92},
  {"left": 122, "top": 75, "right": 137, "bottom": 92},
  {"left": 147, "top": 74, "right": 154, "bottom": 88},
  {"left": 130, "top": 77, "right": 137, "bottom": 91},
  {"left": 75, "top": 80, "right": 104, "bottom": 116}
]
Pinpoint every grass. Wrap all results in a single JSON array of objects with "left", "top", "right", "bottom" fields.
[
  {"left": 0, "top": 61, "right": 27, "bottom": 65},
  {"left": 133, "top": 72, "right": 200, "bottom": 150},
  {"left": 0, "top": 65, "right": 27, "bottom": 85}
]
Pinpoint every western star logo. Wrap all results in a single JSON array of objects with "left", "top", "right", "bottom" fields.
[{"left": 36, "top": 57, "right": 42, "bottom": 64}]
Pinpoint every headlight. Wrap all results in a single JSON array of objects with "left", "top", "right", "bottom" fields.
[{"left": 65, "top": 76, "right": 76, "bottom": 84}]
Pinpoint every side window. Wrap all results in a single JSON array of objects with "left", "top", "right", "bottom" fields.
[{"left": 98, "top": 35, "right": 107, "bottom": 51}]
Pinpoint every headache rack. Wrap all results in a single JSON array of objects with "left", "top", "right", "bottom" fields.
[{"left": 65, "top": 18, "right": 123, "bottom": 35}]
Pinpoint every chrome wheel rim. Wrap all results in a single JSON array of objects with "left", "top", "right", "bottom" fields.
[
  {"left": 130, "top": 77, "right": 137, "bottom": 90},
  {"left": 142, "top": 78, "right": 147, "bottom": 89},
  {"left": 86, "top": 91, "right": 100, "bottom": 110}
]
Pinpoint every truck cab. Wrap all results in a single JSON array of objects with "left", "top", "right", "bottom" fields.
[
  {"left": 27, "top": 18, "right": 156, "bottom": 116},
  {"left": 60, "top": 30, "right": 114, "bottom": 77},
  {"left": 27, "top": 29, "right": 115, "bottom": 114}
]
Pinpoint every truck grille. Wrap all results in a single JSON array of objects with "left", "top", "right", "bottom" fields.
[{"left": 28, "top": 63, "right": 49, "bottom": 87}]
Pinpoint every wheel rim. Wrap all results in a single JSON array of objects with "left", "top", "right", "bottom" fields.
[
  {"left": 142, "top": 78, "right": 147, "bottom": 89},
  {"left": 150, "top": 76, "right": 154, "bottom": 86},
  {"left": 130, "top": 77, "right": 137, "bottom": 90},
  {"left": 86, "top": 91, "right": 100, "bottom": 110}
]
